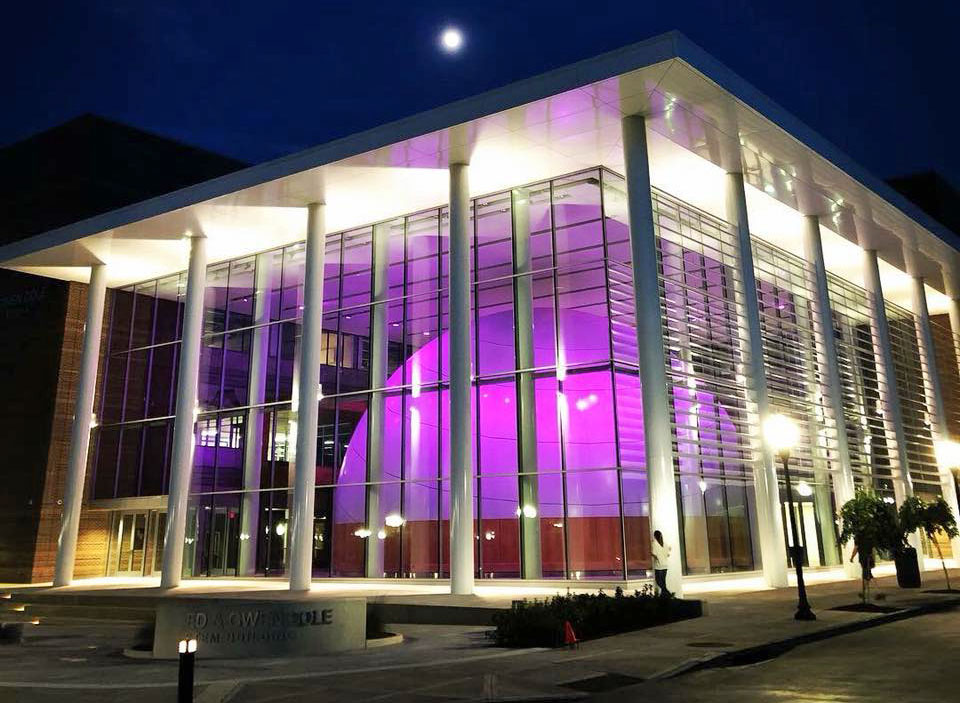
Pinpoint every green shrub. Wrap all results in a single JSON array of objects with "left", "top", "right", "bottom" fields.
[{"left": 490, "top": 586, "right": 701, "bottom": 648}]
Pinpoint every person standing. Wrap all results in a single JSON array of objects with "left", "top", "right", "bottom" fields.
[{"left": 651, "top": 530, "right": 673, "bottom": 597}]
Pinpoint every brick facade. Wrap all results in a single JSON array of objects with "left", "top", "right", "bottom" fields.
[{"left": 30, "top": 283, "right": 112, "bottom": 583}]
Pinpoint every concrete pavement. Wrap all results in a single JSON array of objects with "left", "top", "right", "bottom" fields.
[{"left": 1, "top": 566, "right": 959, "bottom": 701}]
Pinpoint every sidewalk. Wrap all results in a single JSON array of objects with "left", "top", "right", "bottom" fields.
[{"left": 2, "top": 566, "right": 959, "bottom": 702}]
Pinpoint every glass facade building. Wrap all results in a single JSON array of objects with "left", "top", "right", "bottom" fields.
[
  {"left": 86, "top": 166, "right": 955, "bottom": 582},
  {"left": 8, "top": 33, "right": 960, "bottom": 592}
]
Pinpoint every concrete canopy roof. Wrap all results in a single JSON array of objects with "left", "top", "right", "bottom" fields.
[{"left": 2, "top": 31, "right": 956, "bottom": 299}]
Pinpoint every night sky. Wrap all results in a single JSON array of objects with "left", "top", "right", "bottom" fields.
[{"left": 5, "top": 1, "right": 958, "bottom": 185}]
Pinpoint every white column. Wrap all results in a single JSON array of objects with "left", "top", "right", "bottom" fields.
[
  {"left": 289, "top": 203, "right": 326, "bottom": 591},
  {"left": 238, "top": 255, "right": 271, "bottom": 576},
  {"left": 365, "top": 222, "right": 389, "bottom": 578},
  {"left": 53, "top": 263, "right": 108, "bottom": 587},
  {"left": 161, "top": 234, "right": 208, "bottom": 588},
  {"left": 802, "top": 215, "right": 859, "bottom": 578},
  {"left": 622, "top": 115, "right": 683, "bottom": 596},
  {"left": 726, "top": 170, "right": 789, "bottom": 588},
  {"left": 862, "top": 249, "right": 914, "bottom": 507},
  {"left": 448, "top": 162, "right": 475, "bottom": 595},
  {"left": 912, "top": 276, "right": 960, "bottom": 559},
  {"left": 513, "top": 187, "right": 542, "bottom": 579}
]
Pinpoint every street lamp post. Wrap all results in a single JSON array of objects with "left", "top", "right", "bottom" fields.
[{"left": 765, "top": 413, "right": 816, "bottom": 621}]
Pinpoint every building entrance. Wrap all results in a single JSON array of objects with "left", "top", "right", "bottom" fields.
[{"left": 106, "top": 510, "right": 165, "bottom": 577}]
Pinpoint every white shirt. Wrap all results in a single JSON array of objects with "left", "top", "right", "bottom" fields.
[{"left": 651, "top": 539, "right": 672, "bottom": 570}]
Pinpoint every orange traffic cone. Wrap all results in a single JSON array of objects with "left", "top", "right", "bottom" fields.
[{"left": 562, "top": 620, "right": 578, "bottom": 648}]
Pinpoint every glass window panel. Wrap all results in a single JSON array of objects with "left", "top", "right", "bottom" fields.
[
  {"left": 220, "top": 330, "right": 251, "bottom": 409},
  {"left": 100, "top": 353, "right": 127, "bottom": 424},
  {"left": 268, "top": 409, "right": 294, "bottom": 489},
  {"left": 555, "top": 220, "right": 604, "bottom": 271},
  {"left": 140, "top": 421, "right": 171, "bottom": 496},
  {"left": 226, "top": 257, "right": 256, "bottom": 330},
  {"left": 405, "top": 387, "right": 440, "bottom": 483},
  {"left": 323, "top": 234, "right": 343, "bottom": 311},
  {"left": 341, "top": 228, "right": 372, "bottom": 309},
  {"left": 198, "top": 336, "right": 224, "bottom": 411},
  {"left": 386, "top": 218, "right": 406, "bottom": 300},
  {"left": 479, "top": 474, "right": 519, "bottom": 578},
  {"left": 531, "top": 273, "right": 557, "bottom": 368},
  {"left": 405, "top": 293, "right": 440, "bottom": 386},
  {"left": 475, "top": 279, "right": 515, "bottom": 376},
  {"left": 556, "top": 271, "right": 609, "bottom": 368},
  {"left": 477, "top": 380, "right": 518, "bottom": 475},
  {"left": 331, "top": 483, "right": 365, "bottom": 577},
  {"left": 215, "top": 414, "right": 246, "bottom": 492},
  {"left": 93, "top": 427, "right": 120, "bottom": 499},
  {"left": 264, "top": 323, "right": 282, "bottom": 404},
  {"left": 130, "top": 281, "right": 156, "bottom": 349},
  {"left": 621, "top": 470, "right": 650, "bottom": 577},
  {"left": 475, "top": 192, "right": 513, "bottom": 283},
  {"left": 115, "top": 425, "right": 142, "bottom": 497},
  {"left": 259, "top": 489, "right": 289, "bottom": 575},
  {"left": 562, "top": 370, "right": 617, "bottom": 470},
  {"left": 316, "top": 397, "right": 338, "bottom": 487},
  {"left": 564, "top": 469, "right": 623, "bottom": 578},
  {"left": 402, "top": 480, "right": 440, "bottom": 577},
  {"left": 338, "top": 308, "right": 371, "bottom": 393},
  {"left": 337, "top": 395, "right": 368, "bottom": 485},
  {"left": 192, "top": 416, "right": 218, "bottom": 493},
  {"left": 615, "top": 370, "right": 644, "bottom": 469},
  {"left": 533, "top": 375, "right": 562, "bottom": 472},
  {"left": 678, "top": 474, "right": 709, "bottom": 574},
  {"left": 204, "top": 263, "right": 229, "bottom": 335},
  {"left": 537, "top": 471, "right": 566, "bottom": 577},
  {"left": 552, "top": 171, "right": 601, "bottom": 231},
  {"left": 406, "top": 210, "right": 440, "bottom": 299},
  {"left": 257, "top": 249, "right": 284, "bottom": 323},
  {"left": 275, "top": 321, "right": 299, "bottom": 403},
  {"left": 123, "top": 349, "right": 149, "bottom": 422},
  {"left": 109, "top": 288, "right": 134, "bottom": 352},
  {"left": 280, "top": 243, "right": 305, "bottom": 321},
  {"left": 386, "top": 301, "right": 405, "bottom": 382},
  {"left": 147, "top": 344, "right": 177, "bottom": 418}
]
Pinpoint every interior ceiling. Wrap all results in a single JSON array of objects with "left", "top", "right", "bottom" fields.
[{"left": 2, "top": 56, "right": 954, "bottom": 313}]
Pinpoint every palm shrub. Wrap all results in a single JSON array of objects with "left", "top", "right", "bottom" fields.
[
  {"left": 918, "top": 497, "right": 959, "bottom": 590},
  {"left": 838, "top": 491, "right": 899, "bottom": 603}
]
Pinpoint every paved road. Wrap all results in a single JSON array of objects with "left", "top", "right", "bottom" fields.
[{"left": 601, "top": 608, "right": 960, "bottom": 703}]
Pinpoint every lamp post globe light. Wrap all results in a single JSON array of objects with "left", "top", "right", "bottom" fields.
[
  {"left": 764, "top": 413, "right": 816, "bottom": 621},
  {"left": 934, "top": 439, "right": 960, "bottom": 476}
]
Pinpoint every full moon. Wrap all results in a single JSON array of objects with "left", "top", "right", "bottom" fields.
[{"left": 440, "top": 27, "right": 463, "bottom": 52}]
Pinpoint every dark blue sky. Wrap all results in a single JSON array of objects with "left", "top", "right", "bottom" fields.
[{"left": 5, "top": 1, "right": 957, "bottom": 185}]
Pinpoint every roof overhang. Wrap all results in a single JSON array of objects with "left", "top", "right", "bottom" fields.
[{"left": 2, "top": 31, "right": 956, "bottom": 310}]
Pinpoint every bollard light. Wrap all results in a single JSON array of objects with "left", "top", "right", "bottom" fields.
[{"left": 178, "top": 637, "right": 197, "bottom": 703}]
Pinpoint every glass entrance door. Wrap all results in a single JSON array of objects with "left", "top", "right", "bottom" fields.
[
  {"left": 113, "top": 511, "right": 148, "bottom": 576},
  {"left": 208, "top": 506, "right": 239, "bottom": 576}
]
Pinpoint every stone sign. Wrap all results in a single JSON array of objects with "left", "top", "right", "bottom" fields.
[{"left": 153, "top": 597, "right": 366, "bottom": 659}]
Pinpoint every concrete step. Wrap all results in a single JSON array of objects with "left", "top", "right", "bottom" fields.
[{"left": 22, "top": 603, "right": 155, "bottom": 624}]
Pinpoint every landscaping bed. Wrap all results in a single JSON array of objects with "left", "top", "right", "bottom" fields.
[{"left": 490, "top": 586, "right": 703, "bottom": 648}]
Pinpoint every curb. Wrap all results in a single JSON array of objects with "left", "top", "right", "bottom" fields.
[{"left": 661, "top": 596, "right": 960, "bottom": 679}]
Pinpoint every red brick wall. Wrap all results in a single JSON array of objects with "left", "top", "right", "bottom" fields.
[{"left": 30, "top": 284, "right": 112, "bottom": 583}]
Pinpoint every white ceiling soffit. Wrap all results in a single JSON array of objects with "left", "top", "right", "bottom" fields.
[{"left": 1, "top": 31, "right": 956, "bottom": 294}]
